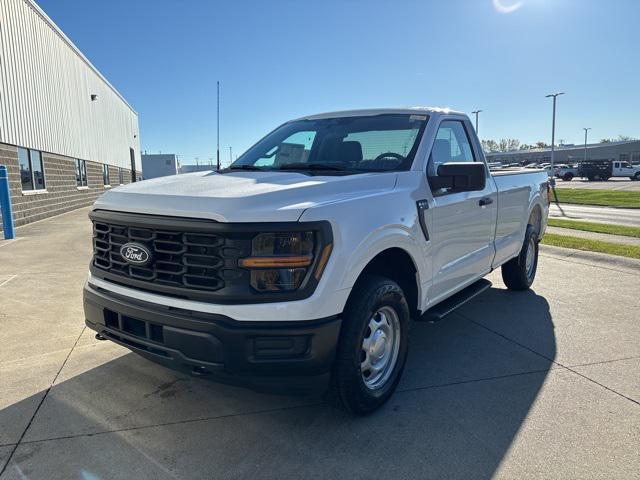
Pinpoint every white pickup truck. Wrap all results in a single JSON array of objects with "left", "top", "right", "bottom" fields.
[{"left": 84, "top": 108, "right": 549, "bottom": 414}]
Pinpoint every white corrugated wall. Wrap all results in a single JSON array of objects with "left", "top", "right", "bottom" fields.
[{"left": 0, "top": 0, "right": 140, "bottom": 170}]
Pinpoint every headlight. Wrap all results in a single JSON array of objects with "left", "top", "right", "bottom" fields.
[{"left": 239, "top": 232, "right": 331, "bottom": 292}]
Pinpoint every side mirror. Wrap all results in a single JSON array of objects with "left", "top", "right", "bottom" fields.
[{"left": 429, "top": 162, "right": 486, "bottom": 192}]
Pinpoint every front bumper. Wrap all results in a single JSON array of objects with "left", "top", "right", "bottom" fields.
[{"left": 83, "top": 282, "right": 342, "bottom": 393}]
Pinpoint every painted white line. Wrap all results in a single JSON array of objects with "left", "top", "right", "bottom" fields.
[
  {"left": 0, "top": 237, "right": 23, "bottom": 248},
  {"left": 0, "top": 274, "right": 17, "bottom": 288}
]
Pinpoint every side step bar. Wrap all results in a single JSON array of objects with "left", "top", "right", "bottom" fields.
[{"left": 418, "top": 279, "right": 492, "bottom": 323}]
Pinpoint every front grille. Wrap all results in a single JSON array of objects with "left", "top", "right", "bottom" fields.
[
  {"left": 89, "top": 210, "right": 331, "bottom": 304},
  {"left": 93, "top": 222, "right": 225, "bottom": 291}
]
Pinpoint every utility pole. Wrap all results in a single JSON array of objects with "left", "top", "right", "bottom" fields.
[
  {"left": 583, "top": 127, "right": 591, "bottom": 162},
  {"left": 471, "top": 110, "right": 482, "bottom": 135},
  {"left": 216, "top": 81, "right": 220, "bottom": 171},
  {"left": 545, "top": 92, "right": 565, "bottom": 172}
]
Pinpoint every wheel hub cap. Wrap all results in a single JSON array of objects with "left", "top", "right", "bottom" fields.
[
  {"left": 525, "top": 237, "right": 535, "bottom": 279},
  {"left": 361, "top": 306, "right": 401, "bottom": 390}
]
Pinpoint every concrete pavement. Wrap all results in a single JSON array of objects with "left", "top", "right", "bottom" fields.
[
  {"left": 549, "top": 203, "right": 640, "bottom": 226},
  {"left": 554, "top": 177, "right": 640, "bottom": 191},
  {"left": 1, "top": 207, "right": 639, "bottom": 479}
]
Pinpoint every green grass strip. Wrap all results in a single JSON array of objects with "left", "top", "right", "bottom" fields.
[
  {"left": 541, "top": 233, "right": 640, "bottom": 259},
  {"left": 551, "top": 188, "right": 640, "bottom": 208},
  {"left": 547, "top": 219, "right": 640, "bottom": 238}
]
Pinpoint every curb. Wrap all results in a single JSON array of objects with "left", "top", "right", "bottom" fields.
[{"left": 540, "top": 244, "right": 640, "bottom": 271}]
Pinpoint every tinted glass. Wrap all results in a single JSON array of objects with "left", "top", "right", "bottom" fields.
[
  {"left": 30, "top": 150, "right": 45, "bottom": 189},
  {"left": 232, "top": 114, "right": 428, "bottom": 173},
  {"left": 430, "top": 120, "right": 475, "bottom": 175},
  {"left": 103, "top": 164, "right": 110, "bottom": 185},
  {"left": 76, "top": 160, "right": 82, "bottom": 186},
  {"left": 18, "top": 147, "right": 33, "bottom": 191}
]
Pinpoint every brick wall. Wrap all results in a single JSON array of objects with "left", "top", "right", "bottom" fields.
[{"left": 0, "top": 142, "right": 140, "bottom": 230}]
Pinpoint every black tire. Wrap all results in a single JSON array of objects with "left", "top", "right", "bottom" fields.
[
  {"left": 501, "top": 224, "right": 539, "bottom": 291},
  {"left": 587, "top": 175, "right": 594, "bottom": 181},
  {"left": 563, "top": 173, "right": 573, "bottom": 181},
  {"left": 633, "top": 172, "right": 640, "bottom": 181},
  {"left": 327, "top": 275, "right": 410, "bottom": 415}
]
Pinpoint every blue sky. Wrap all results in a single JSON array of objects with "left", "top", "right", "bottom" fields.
[{"left": 39, "top": 0, "right": 640, "bottom": 166}]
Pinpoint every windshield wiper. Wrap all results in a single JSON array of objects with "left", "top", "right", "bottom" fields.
[
  {"left": 277, "top": 163, "right": 347, "bottom": 171},
  {"left": 226, "top": 164, "right": 266, "bottom": 171}
]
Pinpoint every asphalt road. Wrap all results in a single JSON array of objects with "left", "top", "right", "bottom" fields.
[
  {"left": 1, "top": 208, "right": 639, "bottom": 480},
  {"left": 553, "top": 177, "right": 640, "bottom": 191},
  {"left": 549, "top": 203, "right": 640, "bottom": 226}
]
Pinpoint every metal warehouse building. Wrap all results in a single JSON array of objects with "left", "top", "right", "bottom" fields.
[
  {"left": 0, "top": 0, "right": 140, "bottom": 229},
  {"left": 485, "top": 140, "right": 640, "bottom": 166}
]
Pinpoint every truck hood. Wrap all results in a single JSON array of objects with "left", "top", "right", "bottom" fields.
[{"left": 93, "top": 170, "right": 398, "bottom": 222}]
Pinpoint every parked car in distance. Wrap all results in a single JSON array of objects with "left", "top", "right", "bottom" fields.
[
  {"left": 84, "top": 107, "right": 550, "bottom": 414},
  {"left": 554, "top": 164, "right": 579, "bottom": 181}
]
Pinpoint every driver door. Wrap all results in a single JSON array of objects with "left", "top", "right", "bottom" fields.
[{"left": 427, "top": 119, "right": 497, "bottom": 303}]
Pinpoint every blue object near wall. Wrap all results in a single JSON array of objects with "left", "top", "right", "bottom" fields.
[{"left": 0, "top": 165, "right": 16, "bottom": 239}]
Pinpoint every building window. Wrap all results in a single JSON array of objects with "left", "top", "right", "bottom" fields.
[
  {"left": 76, "top": 159, "right": 87, "bottom": 187},
  {"left": 102, "top": 164, "right": 110, "bottom": 186},
  {"left": 118, "top": 167, "right": 124, "bottom": 184},
  {"left": 18, "top": 147, "right": 46, "bottom": 191}
]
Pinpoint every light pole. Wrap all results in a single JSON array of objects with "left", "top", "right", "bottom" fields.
[
  {"left": 229, "top": 146, "right": 233, "bottom": 165},
  {"left": 216, "top": 81, "right": 220, "bottom": 171},
  {"left": 583, "top": 127, "right": 591, "bottom": 162},
  {"left": 471, "top": 110, "right": 482, "bottom": 135},
  {"left": 545, "top": 92, "right": 565, "bottom": 172}
]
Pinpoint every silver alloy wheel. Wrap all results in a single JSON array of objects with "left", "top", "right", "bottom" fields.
[
  {"left": 360, "top": 306, "right": 401, "bottom": 390},
  {"left": 525, "top": 237, "right": 536, "bottom": 280}
]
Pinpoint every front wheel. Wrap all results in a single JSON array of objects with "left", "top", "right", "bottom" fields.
[
  {"left": 501, "top": 224, "right": 539, "bottom": 290},
  {"left": 563, "top": 173, "right": 573, "bottom": 181},
  {"left": 328, "top": 275, "right": 410, "bottom": 414},
  {"left": 633, "top": 172, "right": 640, "bottom": 181}
]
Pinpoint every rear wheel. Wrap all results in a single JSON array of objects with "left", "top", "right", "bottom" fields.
[
  {"left": 502, "top": 225, "right": 539, "bottom": 290},
  {"left": 563, "top": 173, "right": 573, "bottom": 181},
  {"left": 328, "top": 275, "right": 409, "bottom": 415}
]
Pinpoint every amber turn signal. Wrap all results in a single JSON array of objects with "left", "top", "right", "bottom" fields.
[{"left": 239, "top": 255, "right": 313, "bottom": 268}]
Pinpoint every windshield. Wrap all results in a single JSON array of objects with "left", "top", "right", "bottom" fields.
[{"left": 229, "top": 114, "right": 428, "bottom": 174}]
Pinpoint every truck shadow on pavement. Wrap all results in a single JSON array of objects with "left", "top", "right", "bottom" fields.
[{"left": 1, "top": 287, "right": 555, "bottom": 480}]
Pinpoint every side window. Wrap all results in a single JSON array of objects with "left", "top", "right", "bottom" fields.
[
  {"left": 76, "top": 159, "right": 87, "bottom": 187},
  {"left": 102, "top": 164, "right": 110, "bottom": 186},
  {"left": 18, "top": 147, "right": 46, "bottom": 191},
  {"left": 429, "top": 120, "right": 475, "bottom": 175},
  {"left": 18, "top": 147, "right": 33, "bottom": 191},
  {"left": 255, "top": 131, "right": 316, "bottom": 167}
]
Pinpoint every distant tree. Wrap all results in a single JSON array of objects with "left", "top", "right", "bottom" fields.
[
  {"left": 558, "top": 139, "right": 565, "bottom": 146},
  {"left": 481, "top": 139, "right": 499, "bottom": 152},
  {"left": 599, "top": 138, "right": 612, "bottom": 143},
  {"left": 535, "top": 141, "right": 549, "bottom": 149},
  {"left": 506, "top": 138, "right": 521, "bottom": 151},
  {"left": 617, "top": 135, "right": 635, "bottom": 141}
]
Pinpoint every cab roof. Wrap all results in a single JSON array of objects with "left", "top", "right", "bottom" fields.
[{"left": 296, "top": 107, "right": 465, "bottom": 121}]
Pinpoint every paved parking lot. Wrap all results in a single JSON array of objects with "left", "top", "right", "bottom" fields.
[
  {"left": 554, "top": 177, "right": 640, "bottom": 191},
  {"left": 1, "top": 208, "right": 639, "bottom": 479}
]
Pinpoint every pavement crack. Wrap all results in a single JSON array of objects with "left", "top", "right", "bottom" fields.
[
  {"left": 0, "top": 326, "right": 86, "bottom": 477},
  {"left": 459, "top": 314, "right": 640, "bottom": 408},
  {"left": 15, "top": 402, "right": 324, "bottom": 447},
  {"left": 396, "top": 367, "right": 553, "bottom": 395}
]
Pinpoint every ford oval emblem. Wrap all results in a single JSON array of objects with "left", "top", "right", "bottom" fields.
[{"left": 120, "top": 243, "right": 152, "bottom": 266}]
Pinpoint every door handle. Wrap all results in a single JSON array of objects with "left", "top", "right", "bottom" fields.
[{"left": 479, "top": 197, "right": 493, "bottom": 207}]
